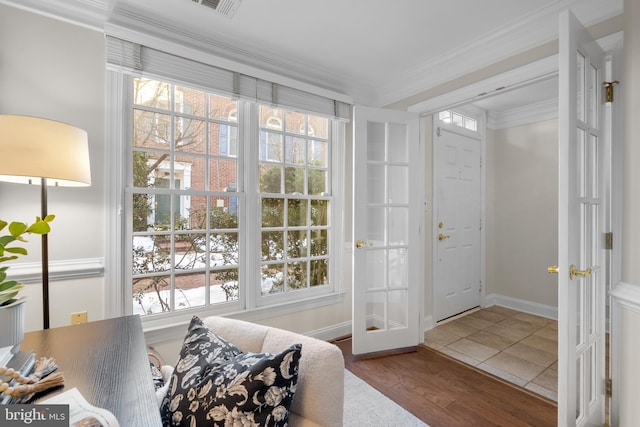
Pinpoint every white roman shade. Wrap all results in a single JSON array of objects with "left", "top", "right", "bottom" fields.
[{"left": 105, "top": 36, "right": 352, "bottom": 121}]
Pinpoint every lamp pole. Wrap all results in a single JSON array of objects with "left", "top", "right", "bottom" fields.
[{"left": 41, "top": 178, "right": 50, "bottom": 330}]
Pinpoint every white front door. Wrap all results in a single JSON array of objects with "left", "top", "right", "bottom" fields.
[
  {"left": 557, "top": 10, "right": 606, "bottom": 426},
  {"left": 434, "top": 125, "right": 482, "bottom": 321},
  {"left": 352, "top": 105, "right": 422, "bottom": 355}
]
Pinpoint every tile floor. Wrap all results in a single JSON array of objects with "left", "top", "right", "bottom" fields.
[{"left": 423, "top": 305, "right": 558, "bottom": 401}]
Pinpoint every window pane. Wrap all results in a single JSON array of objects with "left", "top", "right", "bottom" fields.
[
  {"left": 310, "top": 259, "right": 328, "bottom": 286},
  {"left": 286, "top": 136, "right": 306, "bottom": 165},
  {"left": 310, "top": 200, "right": 328, "bottom": 226},
  {"left": 210, "top": 233, "right": 239, "bottom": 267},
  {"left": 439, "top": 111, "right": 451, "bottom": 123},
  {"left": 452, "top": 112, "right": 463, "bottom": 127},
  {"left": 287, "top": 230, "right": 308, "bottom": 259},
  {"left": 187, "top": 196, "right": 208, "bottom": 230},
  {"left": 262, "top": 232, "right": 284, "bottom": 261},
  {"left": 284, "top": 167, "right": 305, "bottom": 194},
  {"left": 262, "top": 198, "right": 284, "bottom": 227},
  {"left": 309, "top": 116, "right": 328, "bottom": 139},
  {"left": 174, "top": 233, "right": 205, "bottom": 270},
  {"left": 175, "top": 272, "right": 206, "bottom": 310},
  {"left": 288, "top": 261, "right": 307, "bottom": 290},
  {"left": 308, "top": 139, "right": 328, "bottom": 167},
  {"left": 133, "top": 234, "right": 171, "bottom": 274},
  {"left": 176, "top": 85, "right": 206, "bottom": 117},
  {"left": 210, "top": 269, "right": 239, "bottom": 303},
  {"left": 260, "top": 106, "right": 283, "bottom": 127},
  {"left": 261, "top": 132, "right": 283, "bottom": 162},
  {"left": 260, "top": 165, "right": 282, "bottom": 193},
  {"left": 209, "top": 94, "right": 238, "bottom": 121},
  {"left": 465, "top": 118, "right": 478, "bottom": 131},
  {"left": 175, "top": 117, "right": 205, "bottom": 154},
  {"left": 367, "top": 122, "right": 385, "bottom": 162},
  {"left": 262, "top": 264, "right": 284, "bottom": 295},
  {"left": 132, "top": 151, "right": 155, "bottom": 189},
  {"left": 133, "top": 275, "right": 170, "bottom": 315},
  {"left": 286, "top": 111, "right": 305, "bottom": 134},
  {"left": 134, "top": 78, "right": 170, "bottom": 109},
  {"left": 308, "top": 170, "right": 327, "bottom": 195},
  {"left": 288, "top": 198, "right": 308, "bottom": 226},
  {"left": 209, "top": 158, "right": 237, "bottom": 192},
  {"left": 134, "top": 110, "right": 171, "bottom": 147},
  {"left": 209, "top": 197, "right": 239, "bottom": 229},
  {"left": 310, "top": 229, "right": 328, "bottom": 256}
]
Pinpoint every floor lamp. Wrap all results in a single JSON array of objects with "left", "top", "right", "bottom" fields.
[{"left": 0, "top": 115, "right": 91, "bottom": 329}]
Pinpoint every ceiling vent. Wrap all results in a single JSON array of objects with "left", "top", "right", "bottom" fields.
[{"left": 192, "top": 0, "right": 242, "bottom": 18}]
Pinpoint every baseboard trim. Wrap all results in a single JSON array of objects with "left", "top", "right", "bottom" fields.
[
  {"left": 484, "top": 293, "right": 557, "bottom": 320},
  {"left": 306, "top": 321, "right": 352, "bottom": 341}
]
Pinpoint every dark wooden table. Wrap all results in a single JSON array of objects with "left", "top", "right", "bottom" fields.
[{"left": 21, "top": 315, "right": 162, "bottom": 427}]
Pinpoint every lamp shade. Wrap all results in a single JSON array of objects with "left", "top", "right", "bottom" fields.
[{"left": 0, "top": 115, "right": 91, "bottom": 186}]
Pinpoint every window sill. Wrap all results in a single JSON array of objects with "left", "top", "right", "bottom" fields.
[{"left": 143, "top": 291, "right": 347, "bottom": 345}]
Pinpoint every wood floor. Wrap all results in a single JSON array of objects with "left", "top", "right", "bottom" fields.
[{"left": 335, "top": 337, "right": 557, "bottom": 427}]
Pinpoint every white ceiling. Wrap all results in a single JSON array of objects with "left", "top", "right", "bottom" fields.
[{"left": 1, "top": 0, "right": 622, "bottom": 110}]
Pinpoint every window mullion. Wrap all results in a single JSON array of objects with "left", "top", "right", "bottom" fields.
[{"left": 243, "top": 101, "right": 259, "bottom": 310}]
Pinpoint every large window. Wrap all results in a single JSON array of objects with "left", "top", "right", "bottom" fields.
[{"left": 128, "top": 77, "right": 339, "bottom": 318}]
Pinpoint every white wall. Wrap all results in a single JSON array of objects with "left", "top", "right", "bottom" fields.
[
  {"left": 0, "top": 5, "right": 105, "bottom": 330},
  {"left": 614, "top": 0, "right": 640, "bottom": 423},
  {"left": 0, "top": 5, "right": 352, "bottom": 355},
  {"left": 486, "top": 119, "right": 559, "bottom": 309}
]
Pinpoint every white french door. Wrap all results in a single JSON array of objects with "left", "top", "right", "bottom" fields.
[
  {"left": 557, "top": 10, "right": 606, "bottom": 426},
  {"left": 352, "top": 105, "right": 422, "bottom": 355},
  {"left": 434, "top": 125, "right": 482, "bottom": 322}
]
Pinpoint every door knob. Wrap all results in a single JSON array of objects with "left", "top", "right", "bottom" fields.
[
  {"left": 356, "top": 239, "right": 373, "bottom": 249},
  {"left": 570, "top": 264, "right": 592, "bottom": 280},
  {"left": 547, "top": 265, "right": 559, "bottom": 274},
  {"left": 438, "top": 233, "right": 450, "bottom": 241}
]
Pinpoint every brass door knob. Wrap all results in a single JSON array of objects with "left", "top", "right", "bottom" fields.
[
  {"left": 438, "top": 233, "right": 450, "bottom": 241},
  {"left": 356, "top": 239, "right": 373, "bottom": 249},
  {"left": 570, "top": 264, "right": 593, "bottom": 280},
  {"left": 547, "top": 265, "right": 559, "bottom": 274}
]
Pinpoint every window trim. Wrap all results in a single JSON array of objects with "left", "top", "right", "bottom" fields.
[{"left": 105, "top": 70, "right": 346, "bottom": 328}]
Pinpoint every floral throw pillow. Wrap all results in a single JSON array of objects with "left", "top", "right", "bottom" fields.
[{"left": 160, "top": 316, "right": 302, "bottom": 427}]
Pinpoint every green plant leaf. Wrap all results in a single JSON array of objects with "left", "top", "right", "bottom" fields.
[
  {"left": 0, "top": 291, "right": 19, "bottom": 306},
  {"left": 44, "top": 215, "right": 55, "bottom": 223},
  {"left": 8, "top": 221, "right": 27, "bottom": 237},
  {"left": 0, "top": 220, "right": 6, "bottom": 231},
  {"left": 0, "top": 235, "right": 16, "bottom": 246},
  {"left": 0, "top": 255, "right": 18, "bottom": 263},
  {"left": 26, "top": 220, "right": 51, "bottom": 235},
  {"left": 4, "top": 247, "right": 28, "bottom": 256},
  {"left": 0, "top": 280, "right": 20, "bottom": 292},
  {"left": 0, "top": 270, "right": 5, "bottom": 282}
]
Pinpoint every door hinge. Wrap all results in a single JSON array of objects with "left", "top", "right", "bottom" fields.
[
  {"left": 604, "top": 81, "right": 619, "bottom": 103},
  {"left": 606, "top": 378, "right": 612, "bottom": 397},
  {"left": 605, "top": 232, "right": 613, "bottom": 250}
]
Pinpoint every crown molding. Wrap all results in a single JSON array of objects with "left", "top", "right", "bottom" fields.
[
  {"left": 408, "top": 55, "right": 559, "bottom": 115},
  {"left": 376, "top": 0, "right": 622, "bottom": 107},
  {"left": 0, "top": 0, "right": 621, "bottom": 107},
  {"left": 0, "top": 0, "right": 109, "bottom": 31},
  {"left": 487, "top": 97, "right": 558, "bottom": 130}
]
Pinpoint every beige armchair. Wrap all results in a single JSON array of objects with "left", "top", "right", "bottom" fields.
[{"left": 199, "top": 316, "right": 345, "bottom": 426}]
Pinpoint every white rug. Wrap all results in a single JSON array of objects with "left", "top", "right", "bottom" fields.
[{"left": 343, "top": 370, "right": 428, "bottom": 426}]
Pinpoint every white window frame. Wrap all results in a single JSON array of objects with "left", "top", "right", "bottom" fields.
[{"left": 105, "top": 71, "right": 346, "bottom": 338}]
